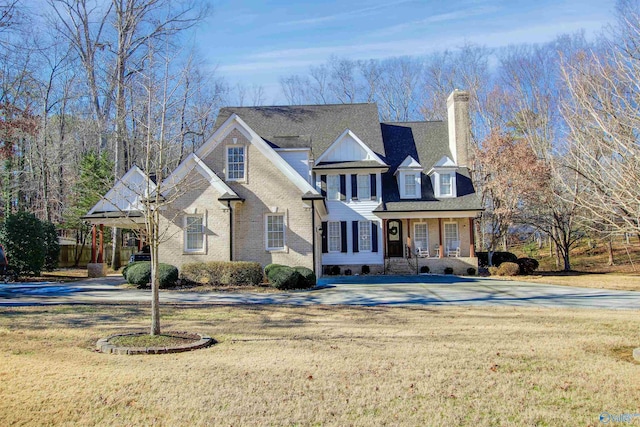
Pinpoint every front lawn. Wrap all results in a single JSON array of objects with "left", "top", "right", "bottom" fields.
[{"left": 0, "top": 304, "right": 638, "bottom": 426}]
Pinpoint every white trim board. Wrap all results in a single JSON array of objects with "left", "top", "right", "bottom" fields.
[{"left": 196, "top": 114, "right": 320, "bottom": 196}]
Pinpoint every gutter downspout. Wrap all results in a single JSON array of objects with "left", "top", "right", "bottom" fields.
[{"left": 227, "top": 200, "right": 233, "bottom": 261}]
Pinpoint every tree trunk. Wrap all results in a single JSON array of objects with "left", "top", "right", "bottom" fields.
[
  {"left": 607, "top": 238, "right": 615, "bottom": 266},
  {"left": 563, "top": 251, "right": 571, "bottom": 272}
]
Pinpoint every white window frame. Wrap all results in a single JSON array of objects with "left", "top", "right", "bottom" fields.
[
  {"left": 184, "top": 215, "right": 205, "bottom": 253},
  {"left": 328, "top": 221, "right": 341, "bottom": 252},
  {"left": 226, "top": 145, "right": 246, "bottom": 181},
  {"left": 265, "top": 213, "right": 286, "bottom": 251},
  {"left": 414, "top": 222, "right": 429, "bottom": 252},
  {"left": 405, "top": 173, "right": 417, "bottom": 197},
  {"left": 356, "top": 174, "right": 370, "bottom": 200},
  {"left": 359, "top": 220, "right": 372, "bottom": 252},
  {"left": 444, "top": 221, "right": 459, "bottom": 251},
  {"left": 399, "top": 171, "right": 422, "bottom": 199},
  {"left": 326, "top": 175, "right": 340, "bottom": 201},
  {"left": 434, "top": 171, "right": 457, "bottom": 198}
]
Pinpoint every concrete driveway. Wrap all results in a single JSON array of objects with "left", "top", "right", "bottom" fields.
[{"left": 1, "top": 274, "right": 639, "bottom": 310}]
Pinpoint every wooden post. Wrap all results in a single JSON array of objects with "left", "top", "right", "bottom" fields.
[
  {"left": 438, "top": 218, "right": 444, "bottom": 259},
  {"left": 98, "top": 224, "right": 104, "bottom": 263},
  {"left": 469, "top": 218, "right": 476, "bottom": 258},
  {"left": 91, "top": 225, "right": 97, "bottom": 263},
  {"left": 382, "top": 219, "right": 387, "bottom": 258}
]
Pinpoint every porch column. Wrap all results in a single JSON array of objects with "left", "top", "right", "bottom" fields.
[
  {"left": 91, "top": 224, "right": 97, "bottom": 263},
  {"left": 382, "top": 219, "right": 387, "bottom": 258},
  {"left": 438, "top": 218, "right": 444, "bottom": 259},
  {"left": 97, "top": 224, "right": 104, "bottom": 263},
  {"left": 469, "top": 217, "right": 476, "bottom": 258}
]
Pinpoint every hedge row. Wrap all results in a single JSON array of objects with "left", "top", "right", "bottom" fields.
[
  {"left": 122, "top": 261, "right": 179, "bottom": 289},
  {"left": 181, "top": 261, "right": 263, "bottom": 286},
  {"left": 264, "top": 264, "right": 316, "bottom": 289}
]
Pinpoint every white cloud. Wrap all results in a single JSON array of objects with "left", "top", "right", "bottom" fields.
[{"left": 277, "top": 0, "right": 415, "bottom": 27}]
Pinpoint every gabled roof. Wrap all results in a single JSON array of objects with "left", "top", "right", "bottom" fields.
[
  {"left": 87, "top": 165, "right": 155, "bottom": 215},
  {"left": 394, "top": 156, "right": 423, "bottom": 175},
  {"left": 197, "top": 114, "right": 319, "bottom": 196},
  {"left": 214, "top": 103, "right": 385, "bottom": 159},
  {"left": 162, "top": 153, "right": 238, "bottom": 198},
  {"left": 315, "top": 129, "right": 387, "bottom": 166}
]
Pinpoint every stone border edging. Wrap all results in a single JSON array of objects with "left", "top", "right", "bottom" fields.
[{"left": 96, "top": 332, "right": 214, "bottom": 355}]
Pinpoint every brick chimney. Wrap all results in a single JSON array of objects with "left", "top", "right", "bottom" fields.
[{"left": 447, "top": 89, "right": 470, "bottom": 166}]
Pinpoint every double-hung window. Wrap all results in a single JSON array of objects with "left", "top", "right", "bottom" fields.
[
  {"left": 185, "top": 215, "right": 204, "bottom": 252},
  {"left": 359, "top": 220, "right": 372, "bottom": 251},
  {"left": 227, "top": 146, "right": 245, "bottom": 181},
  {"left": 356, "top": 175, "right": 370, "bottom": 200},
  {"left": 266, "top": 214, "right": 285, "bottom": 251},
  {"left": 444, "top": 222, "right": 459, "bottom": 251},
  {"left": 440, "top": 173, "right": 452, "bottom": 196},
  {"left": 326, "top": 175, "right": 340, "bottom": 200},
  {"left": 328, "top": 221, "right": 341, "bottom": 252},
  {"left": 405, "top": 173, "right": 417, "bottom": 197},
  {"left": 414, "top": 223, "right": 428, "bottom": 250}
]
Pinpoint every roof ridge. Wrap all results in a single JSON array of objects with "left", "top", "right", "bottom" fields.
[{"left": 220, "top": 102, "right": 378, "bottom": 109}]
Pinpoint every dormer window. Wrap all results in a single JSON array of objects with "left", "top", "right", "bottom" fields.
[
  {"left": 440, "top": 173, "right": 452, "bottom": 196},
  {"left": 405, "top": 173, "right": 417, "bottom": 197},
  {"left": 395, "top": 156, "right": 423, "bottom": 199},
  {"left": 430, "top": 156, "right": 458, "bottom": 198}
]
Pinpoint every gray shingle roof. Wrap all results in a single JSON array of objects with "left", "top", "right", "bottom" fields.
[
  {"left": 215, "top": 103, "right": 385, "bottom": 159},
  {"left": 374, "top": 193, "right": 483, "bottom": 213},
  {"left": 212, "top": 104, "right": 481, "bottom": 213}
]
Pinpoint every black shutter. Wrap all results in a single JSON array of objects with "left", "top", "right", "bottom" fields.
[
  {"left": 339, "top": 175, "right": 346, "bottom": 201},
  {"left": 352, "top": 221, "right": 359, "bottom": 253},
  {"left": 321, "top": 221, "right": 328, "bottom": 253},
  {"left": 372, "top": 221, "right": 379, "bottom": 252},
  {"left": 320, "top": 175, "right": 327, "bottom": 197},
  {"left": 340, "top": 221, "right": 347, "bottom": 252},
  {"left": 351, "top": 174, "right": 358, "bottom": 200},
  {"left": 370, "top": 174, "right": 377, "bottom": 200}
]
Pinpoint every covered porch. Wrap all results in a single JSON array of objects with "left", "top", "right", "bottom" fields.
[
  {"left": 377, "top": 214, "right": 479, "bottom": 275},
  {"left": 81, "top": 212, "right": 146, "bottom": 277}
]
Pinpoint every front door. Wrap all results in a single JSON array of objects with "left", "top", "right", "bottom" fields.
[{"left": 387, "top": 220, "right": 403, "bottom": 257}]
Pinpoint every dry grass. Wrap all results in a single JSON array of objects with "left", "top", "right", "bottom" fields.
[
  {"left": 0, "top": 304, "right": 639, "bottom": 426},
  {"left": 496, "top": 272, "right": 640, "bottom": 292}
]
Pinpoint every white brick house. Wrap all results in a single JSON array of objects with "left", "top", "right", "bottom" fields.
[{"left": 85, "top": 90, "right": 482, "bottom": 276}]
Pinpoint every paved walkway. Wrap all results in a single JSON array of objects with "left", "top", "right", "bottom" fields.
[{"left": 1, "top": 274, "right": 639, "bottom": 310}]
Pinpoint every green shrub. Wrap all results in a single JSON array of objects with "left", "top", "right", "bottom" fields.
[
  {"left": 125, "top": 262, "right": 179, "bottom": 289},
  {"left": 181, "top": 261, "right": 263, "bottom": 286},
  {"left": 293, "top": 266, "right": 316, "bottom": 288},
  {"left": 466, "top": 267, "right": 477, "bottom": 275},
  {"left": 267, "top": 266, "right": 304, "bottom": 289},
  {"left": 516, "top": 257, "right": 539, "bottom": 275},
  {"left": 264, "top": 263, "right": 284, "bottom": 275},
  {"left": 361, "top": 265, "right": 370, "bottom": 274},
  {"left": 122, "top": 261, "right": 146, "bottom": 278},
  {"left": 444, "top": 267, "right": 454, "bottom": 275},
  {"left": 42, "top": 221, "right": 60, "bottom": 271},
  {"left": 0, "top": 212, "right": 45, "bottom": 276},
  {"left": 420, "top": 266, "right": 430, "bottom": 274},
  {"left": 497, "top": 262, "right": 520, "bottom": 276}
]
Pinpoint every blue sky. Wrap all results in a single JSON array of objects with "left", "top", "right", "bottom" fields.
[{"left": 195, "top": 0, "right": 616, "bottom": 103}]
